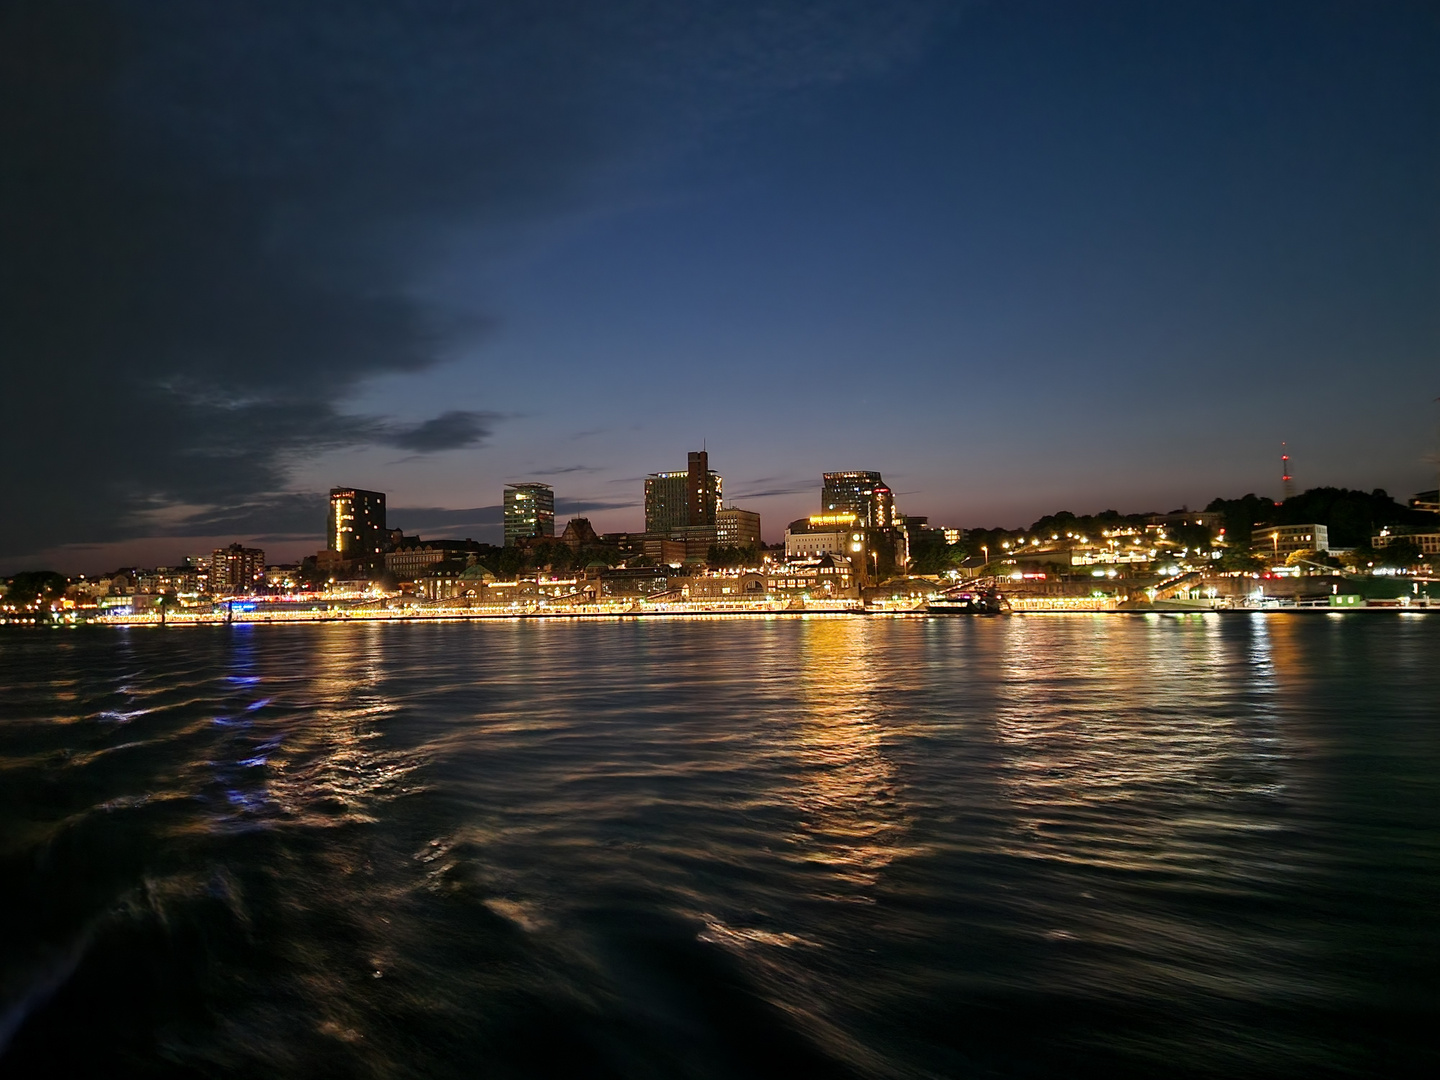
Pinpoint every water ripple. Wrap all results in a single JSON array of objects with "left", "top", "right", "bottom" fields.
[{"left": 1, "top": 617, "right": 1438, "bottom": 1078}]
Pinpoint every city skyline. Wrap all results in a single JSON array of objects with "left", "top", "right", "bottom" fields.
[
  {"left": 3, "top": 2, "right": 1438, "bottom": 575},
  {"left": 9, "top": 446, "right": 1438, "bottom": 578}
]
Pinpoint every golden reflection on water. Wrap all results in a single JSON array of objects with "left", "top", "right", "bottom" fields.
[
  {"left": 784, "top": 618, "right": 916, "bottom": 896},
  {"left": 189, "top": 624, "right": 424, "bottom": 833},
  {"left": 277, "top": 623, "right": 423, "bottom": 824},
  {"left": 991, "top": 615, "right": 1290, "bottom": 874}
]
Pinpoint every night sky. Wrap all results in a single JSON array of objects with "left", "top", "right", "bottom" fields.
[{"left": 3, "top": 1, "right": 1437, "bottom": 573}]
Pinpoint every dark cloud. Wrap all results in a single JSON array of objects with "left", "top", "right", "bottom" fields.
[
  {"left": 556, "top": 498, "right": 640, "bottom": 514},
  {"left": 152, "top": 493, "right": 328, "bottom": 539},
  {"left": 0, "top": 0, "right": 949, "bottom": 564},
  {"left": 732, "top": 481, "right": 816, "bottom": 499},
  {"left": 531, "top": 464, "right": 605, "bottom": 476},
  {"left": 385, "top": 412, "right": 500, "bottom": 454},
  {"left": 0, "top": 0, "right": 594, "bottom": 558},
  {"left": 388, "top": 506, "right": 502, "bottom": 534}
]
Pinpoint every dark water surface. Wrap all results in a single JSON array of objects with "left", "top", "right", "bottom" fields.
[{"left": 2, "top": 615, "right": 1438, "bottom": 1078}]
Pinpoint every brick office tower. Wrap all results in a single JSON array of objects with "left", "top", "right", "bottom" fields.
[{"left": 687, "top": 450, "right": 719, "bottom": 527}]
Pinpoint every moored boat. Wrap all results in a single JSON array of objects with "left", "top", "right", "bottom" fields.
[{"left": 927, "top": 586, "right": 1010, "bottom": 615}]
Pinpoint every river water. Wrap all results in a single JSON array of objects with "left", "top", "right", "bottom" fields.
[{"left": 1, "top": 615, "right": 1437, "bottom": 1078}]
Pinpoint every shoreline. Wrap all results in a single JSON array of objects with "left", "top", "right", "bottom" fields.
[{"left": 5, "top": 604, "right": 1437, "bottom": 628}]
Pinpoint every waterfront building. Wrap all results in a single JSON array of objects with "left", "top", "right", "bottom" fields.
[
  {"left": 821, "top": 471, "right": 895, "bottom": 528},
  {"left": 716, "top": 506, "right": 761, "bottom": 548},
  {"left": 784, "top": 515, "right": 866, "bottom": 560},
  {"left": 598, "top": 565, "right": 681, "bottom": 599},
  {"left": 210, "top": 544, "right": 265, "bottom": 595},
  {"left": 1411, "top": 490, "right": 1439, "bottom": 513},
  {"left": 1253, "top": 524, "right": 1329, "bottom": 559},
  {"left": 328, "top": 488, "right": 387, "bottom": 558},
  {"left": 1373, "top": 529, "right": 1440, "bottom": 556},
  {"left": 385, "top": 540, "right": 479, "bottom": 579},
  {"left": 669, "top": 572, "right": 769, "bottom": 600},
  {"left": 645, "top": 451, "right": 722, "bottom": 535},
  {"left": 765, "top": 554, "right": 858, "bottom": 599},
  {"left": 503, "top": 483, "right": 555, "bottom": 546},
  {"left": 420, "top": 562, "right": 465, "bottom": 601},
  {"left": 136, "top": 566, "right": 202, "bottom": 596},
  {"left": 418, "top": 561, "right": 499, "bottom": 602},
  {"left": 480, "top": 574, "right": 583, "bottom": 605}
]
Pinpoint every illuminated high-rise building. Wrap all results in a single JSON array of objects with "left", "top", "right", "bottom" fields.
[
  {"left": 210, "top": 543, "right": 265, "bottom": 594},
  {"left": 645, "top": 450, "right": 722, "bottom": 535},
  {"left": 821, "top": 471, "right": 895, "bottom": 528},
  {"left": 504, "top": 483, "right": 555, "bottom": 546},
  {"left": 328, "top": 488, "right": 387, "bottom": 557}
]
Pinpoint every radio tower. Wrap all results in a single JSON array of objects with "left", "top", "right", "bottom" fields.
[{"left": 1280, "top": 443, "right": 1295, "bottom": 503}]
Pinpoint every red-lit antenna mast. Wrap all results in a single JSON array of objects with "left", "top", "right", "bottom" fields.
[{"left": 1280, "top": 442, "right": 1294, "bottom": 503}]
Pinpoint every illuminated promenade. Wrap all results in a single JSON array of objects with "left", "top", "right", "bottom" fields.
[{"left": 88, "top": 596, "right": 1437, "bottom": 626}]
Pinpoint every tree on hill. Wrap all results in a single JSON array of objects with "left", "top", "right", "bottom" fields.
[
  {"left": 2, "top": 570, "right": 67, "bottom": 608},
  {"left": 1028, "top": 508, "right": 1142, "bottom": 540},
  {"left": 908, "top": 536, "right": 967, "bottom": 575},
  {"left": 1208, "top": 488, "right": 1423, "bottom": 550},
  {"left": 1205, "top": 494, "right": 1275, "bottom": 549},
  {"left": 962, "top": 528, "right": 1014, "bottom": 568},
  {"left": 1167, "top": 521, "right": 1215, "bottom": 554},
  {"left": 1378, "top": 538, "right": 1423, "bottom": 568},
  {"left": 1277, "top": 487, "right": 1424, "bottom": 547}
]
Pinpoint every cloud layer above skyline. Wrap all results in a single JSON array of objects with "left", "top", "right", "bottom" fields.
[
  {"left": 3, "top": 1, "right": 1436, "bottom": 574},
  {"left": 0, "top": 0, "right": 949, "bottom": 568}
]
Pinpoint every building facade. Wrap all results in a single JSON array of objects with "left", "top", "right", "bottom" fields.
[
  {"left": 645, "top": 450, "right": 722, "bottom": 535},
  {"left": 1373, "top": 530, "right": 1440, "bottom": 556},
  {"left": 784, "top": 515, "right": 866, "bottom": 560},
  {"left": 765, "top": 555, "right": 858, "bottom": 599},
  {"left": 210, "top": 544, "right": 265, "bottom": 595},
  {"left": 670, "top": 572, "right": 769, "bottom": 600},
  {"left": 644, "top": 472, "right": 688, "bottom": 535},
  {"left": 503, "top": 483, "right": 555, "bottom": 546},
  {"left": 328, "top": 488, "right": 387, "bottom": 558},
  {"left": 385, "top": 541, "right": 479, "bottom": 580},
  {"left": 716, "top": 507, "right": 761, "bottom": 548},
  {"left": 559, "top": 517, "right": 600, "bottom": 550},
  {"left": 598, "top": 565, "right": 681, "bottom": 598},
  {"left": 822, "top": 471, "right": 896, "bottom": 528},
  {"left": 1253, "top": 524, "right": 1329, "bottom": 558}
]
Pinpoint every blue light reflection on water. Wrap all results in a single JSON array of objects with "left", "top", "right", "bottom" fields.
[{"left": 0, "top": 615, "right": 1438, "bottom": 1078}]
